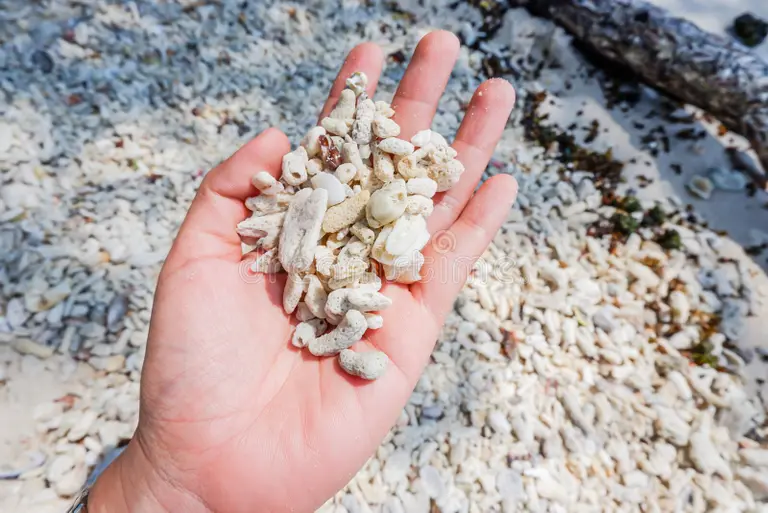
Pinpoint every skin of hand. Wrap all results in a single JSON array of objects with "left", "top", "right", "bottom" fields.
[{"left": 87, "top": 31, "right": 517, "bottom": 513}]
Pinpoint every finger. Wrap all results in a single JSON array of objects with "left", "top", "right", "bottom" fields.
[
  {"left": 163, "top": 128, "right": 291, "bottom": 272},
  {"left": 318, "top": 42, "right": 384, "bottom": 120},
  {"left": 358, "top": 284, "right": 426, "bottom": 380},
  {"left": 427, "top": 78, "right": 516, "bottom": 235},
  {"left": 414, "top": 174, "right": 518, "bottom": 319},
  {"left": 391, "top": 30, "right": 460, "bottom": 138}
]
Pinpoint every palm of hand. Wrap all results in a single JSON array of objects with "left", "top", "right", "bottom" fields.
[
  {"left": 122, "top": 32, "right": 517, "bottom": 513},
  {"left": 141, "top": 259, "right": 434, "bottom": 512}
]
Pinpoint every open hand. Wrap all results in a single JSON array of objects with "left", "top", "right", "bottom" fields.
[{"left": 89, "top": 30, "right": 517, "bottom": 513}]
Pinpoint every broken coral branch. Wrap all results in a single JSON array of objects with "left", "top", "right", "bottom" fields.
[{"left": 515, "top": 0, "right": 768, "bottom": 178}]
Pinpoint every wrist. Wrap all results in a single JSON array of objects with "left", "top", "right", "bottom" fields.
[
  {"left": 88, "top": 437, "right": 210, "bottom": 513},
  {"left": 88, "top": 440, "right": 165, "bottom": 513}
]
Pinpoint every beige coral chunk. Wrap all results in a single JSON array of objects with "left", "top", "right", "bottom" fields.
[{"left": 322, "top": 190, "right": 370, "bottom": 234}]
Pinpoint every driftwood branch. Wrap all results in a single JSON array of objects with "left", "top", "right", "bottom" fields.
[{"left": 517, "top": 0, "right": 768, "bottom": 176}]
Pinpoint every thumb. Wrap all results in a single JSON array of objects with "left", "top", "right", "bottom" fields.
[{"left": 164, "top": 128, "right": 291, "bottom": 274}]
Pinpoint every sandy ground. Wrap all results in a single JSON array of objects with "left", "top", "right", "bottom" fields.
[
  {"left": 534, "top": 0, "right": 768, "bottom": 393},
  {"left": 0, "top": 352, "right": 95, "bottom": 512},
  {"left": 1, "top": 1, "right": 767, "bottom": 511},
  {"left": 538, "top": 75, "right": 768, "bottom": 390},
  {"left": 611, "top": 0, "right": 768, "bottom": 385},
  {"left": 649, "top": 0, "right": 768, "bottom": 61}
]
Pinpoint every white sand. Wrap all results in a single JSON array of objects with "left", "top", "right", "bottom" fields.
[{"left": 647, "top": 0, "right": 768, "bottom": 62}]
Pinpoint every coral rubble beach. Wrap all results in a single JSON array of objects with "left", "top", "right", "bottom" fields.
[{"left": 0, "top": 1, "right": 767, "bottom": 511}]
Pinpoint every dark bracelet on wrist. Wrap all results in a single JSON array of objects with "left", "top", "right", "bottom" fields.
[{"left": 67, "top": 487, "right": 90, "bottom": 513}]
